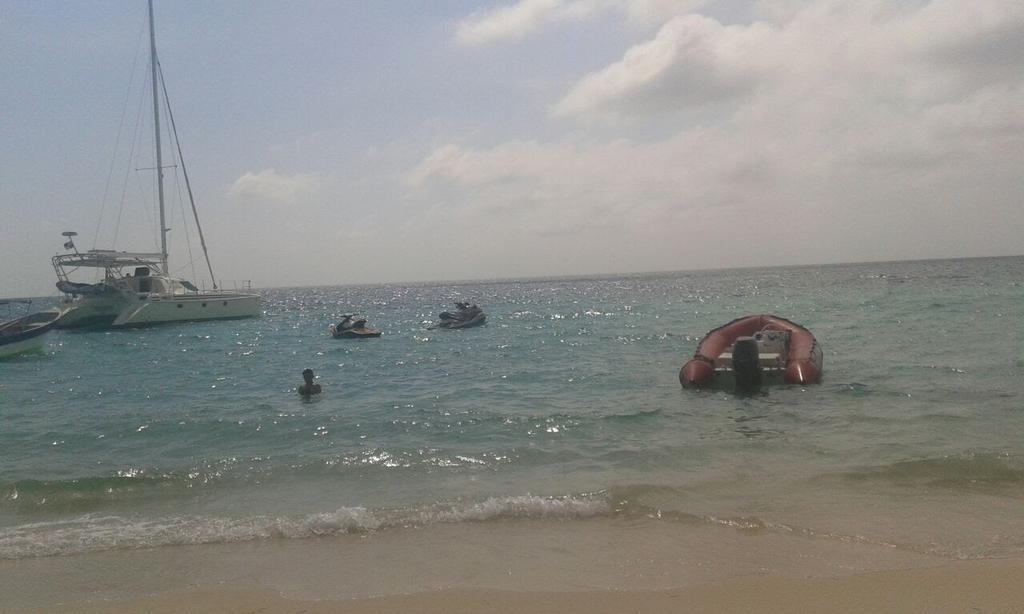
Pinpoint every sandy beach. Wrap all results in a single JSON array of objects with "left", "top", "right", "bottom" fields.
[
  {"left": 6, "top": 516, "right": 1024, "bottom": 613},
  {"left": 14, "top": 558, "right": 1024, "bottom": 613}
]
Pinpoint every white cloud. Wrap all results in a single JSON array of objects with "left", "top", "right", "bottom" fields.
[
  {"left": 553, "top": 15, "right": 772, "bottom": 118},
  {"left": 227, "top": 169, "right": 325, "bottom": 206},
  {"left": 415, "top": 1, "right": 1024, "bottom": 269},
  {"left": 454, "top": 0, "right": 705, "bottom": 47},
  {"left": 553, "top": 0, "right": 1024, "bottom": 121},
  {"left": 455, "top": 0, "right": 569, "bottom": 47},
  {"left": 619, "top": 0, "right": 711, "bottom": 28},
  {"left": 408, "top": 132, "right": 777, "bottom": 238}
]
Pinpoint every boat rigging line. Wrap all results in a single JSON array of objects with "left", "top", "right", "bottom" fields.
[
  {"left": 157, "top": 60, "right": 218, "bottom": 288},
  {"left": 94, "top": 20, "right": 147, "bottom": 253}
]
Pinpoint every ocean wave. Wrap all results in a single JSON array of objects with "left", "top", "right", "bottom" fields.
[
  {"left": 0, "top": 493, "right": 610, "bottom": 559},
  {"left": 601, "top": 408, "right": 662, "bottom": 422},
  {"left": 838, "top": 452, "right": 1024, "bottom": 493},
  {"left": 2, "top": 475, "right": 197, "bottom": 514},
  {"left": 5, "top": 480, "right": 1014, "bottom": 561},
  {"left": 0, "top": 457, "right": 265, "bottom": 513},
  {"left": 0, "top": 450, "right": 517, "bottom": 513}
]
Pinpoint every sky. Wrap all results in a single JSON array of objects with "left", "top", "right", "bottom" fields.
[{"left": 2, "top": 0, "right": 1022, "bottom": 298}]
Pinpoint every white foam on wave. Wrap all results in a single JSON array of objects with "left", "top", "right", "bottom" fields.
[{"left": 0, "top": 494, "right": 609, "bottom": 559}]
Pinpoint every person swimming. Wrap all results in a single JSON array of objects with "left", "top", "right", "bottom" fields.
[{"left": 297, "top": 368, "right": 322, "bottom": 396}]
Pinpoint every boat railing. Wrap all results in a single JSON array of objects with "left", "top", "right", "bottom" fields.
[
  {"left": 213, "top": 280, "right": 255, "bottom": 292},
  {"left": 52, "top": 252, "right": 166, "bottom": 284},
  {"left": 181, "top": 279, "right": 255, "bottom": 294}
]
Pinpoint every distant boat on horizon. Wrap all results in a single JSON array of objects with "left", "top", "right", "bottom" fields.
[{"left": 52, "top": 0, "right": 259, "bottom": 328}]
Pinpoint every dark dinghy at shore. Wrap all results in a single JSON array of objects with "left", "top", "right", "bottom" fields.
[{"left": 0, "top": 302, "right": 63, "bottom": 359}]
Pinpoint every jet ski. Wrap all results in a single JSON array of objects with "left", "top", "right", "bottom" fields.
[
  {"left": 431, "top": 302, "right": 486, "bottom": 329},
  {"left": 329, "top": 314, "right": 382, "bottom": 338}
]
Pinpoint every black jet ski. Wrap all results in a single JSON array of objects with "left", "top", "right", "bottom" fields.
[
  {"left": 431, "top": 302, "right": 486, "bottom": 329},
  {"left": 329, "top": 314, "right": 382, "bottom": 338}
]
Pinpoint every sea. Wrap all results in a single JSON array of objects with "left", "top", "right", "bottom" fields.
[{"left": 1, "top": 256, "right": 1023, "bottom": 600}]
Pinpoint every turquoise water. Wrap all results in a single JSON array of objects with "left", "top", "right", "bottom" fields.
[{"left": 2, "top": 257, "right": 1022, "bottom": 560}]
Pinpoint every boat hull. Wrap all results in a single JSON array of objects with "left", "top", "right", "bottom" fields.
[
  {"left": 56, "top": 292, "right": 259, "bottom": 328},
  {"left": 436, "top": 313, "right": 486, "bottom": 329},
  {"left": 0, "top": 310, "right": 61, "bottom": 358},
  {"left": 330, "top": 327, "right": 382, "bottom": 339},
  {"left": 0, "top": 331, "right": 47, "bottom": 358},
  {"left": 112, "top": 293, "right": 260, "bottom": 326},
  {"left": 680, "top": 314, "right": 823, "bottom": 387},
  {"left": 54, "top": 294, "right": 127, "bottom": 328}
]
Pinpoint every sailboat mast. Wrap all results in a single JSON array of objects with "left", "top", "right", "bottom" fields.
[{"left": 148, "top": 0, "right": 168, "bottom": 273}]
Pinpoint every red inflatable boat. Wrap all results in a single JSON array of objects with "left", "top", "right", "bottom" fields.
[{"left": 679, "top": 315, "right": 823, "bottom": 388}]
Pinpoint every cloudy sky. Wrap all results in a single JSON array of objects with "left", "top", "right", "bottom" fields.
[{"left": 2, "top": 0, "right": 1022, "bottom": 297}]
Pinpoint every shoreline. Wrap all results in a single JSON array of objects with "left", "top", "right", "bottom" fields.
[
  {"left": 23, "top": 558, "right": 1024, "bottom": 614},
  {"left": 5, "top": 515, "right": 1018, "bottom": 612}
]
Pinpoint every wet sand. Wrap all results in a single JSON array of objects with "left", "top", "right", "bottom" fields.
[
  {"left": 21, "top": 559, "right": 1024, "bottom": 614},
  {"left": 4, "top": 517, "right": 1021, "bottom": 613}
]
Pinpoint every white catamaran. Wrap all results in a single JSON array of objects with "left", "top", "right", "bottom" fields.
[{"left": 53, "top": 0, "right": 259, "bottom": 328}]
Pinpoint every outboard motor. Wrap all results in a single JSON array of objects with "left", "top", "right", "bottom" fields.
[{"left": 732, "top": 336, "right": 761, "bottom": 391}]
